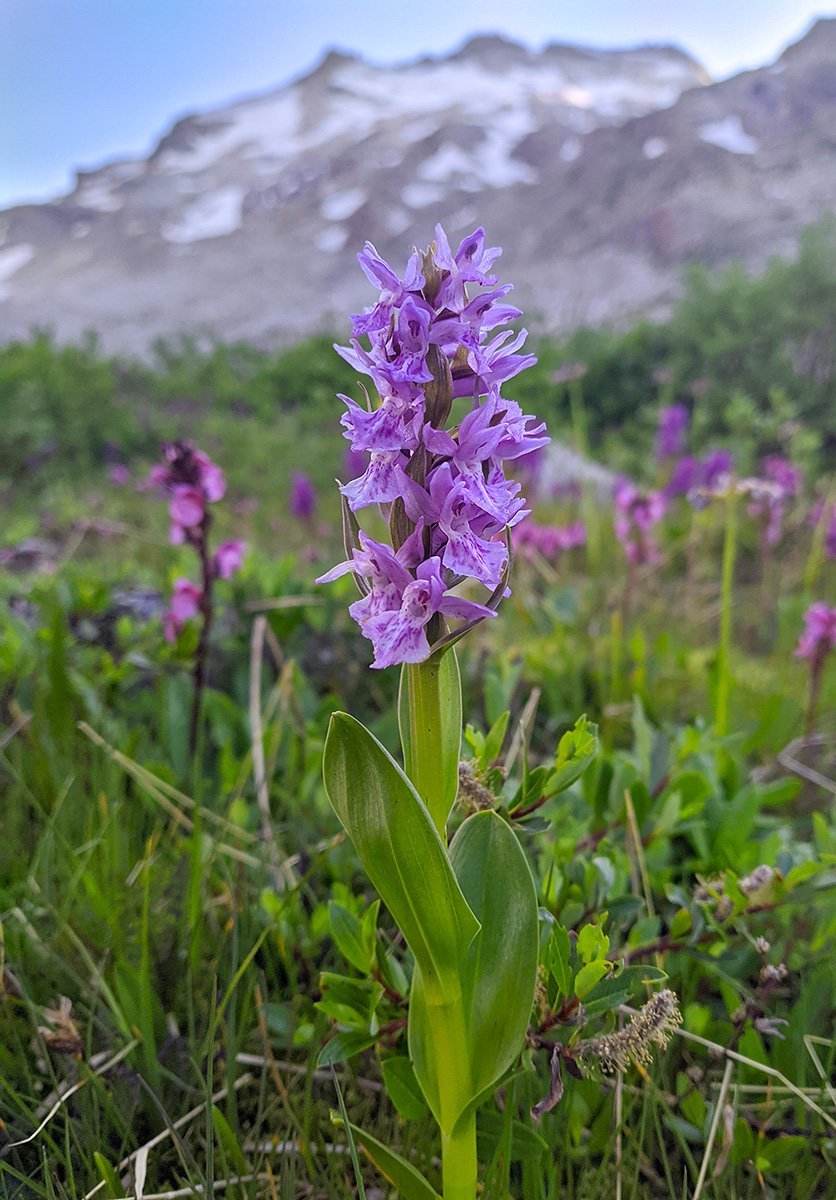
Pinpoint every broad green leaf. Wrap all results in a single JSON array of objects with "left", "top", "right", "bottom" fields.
[
  {"left": 410, "top": 811, "right": 539, "bottom": 1129},
  {"left": 382, "top": 1056, "right": 430, "bottom": 1120},
  {"left": 398, "top": 649, "right": 462, "bottom": 834},
  {"left": 330, "top": 901, "right": 376, "bottom": 973},
  {"left": 332, "top": 1116, "right": 442, "bottom": 1200},
  {"left": 323, "top": 713, "right": 479, "bottom": 1004}
]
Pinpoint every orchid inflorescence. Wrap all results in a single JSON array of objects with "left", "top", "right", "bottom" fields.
[
  {"left": 655, "top": 402, "right": 689, "bottom": 460},
  {"left": 317, "top": 225, "right": 549, "bottom": 668},
  {"left": 512, "top": 517, "right": 586, "bottom": 563},
  {"left": 144, "top": 441, "right": 244, "bottom": 641},
  {"left": 613, "top": 477, "right": 666, "bottom": 566},
  {"left": 795, "top": 601, "right": 836, "bottom": 663}
]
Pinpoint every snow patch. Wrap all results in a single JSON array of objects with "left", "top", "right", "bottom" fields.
[
  {"left": 385, "top": 207, "right": 412, "bottom": 236},
  {"left": 321, "top": 188, "right": 366, "bottom": 221},
  {"left": 156, "top": 50, "right": 703, "bottom": 178},
  {"left": 642, "top": 137, "right": 667, "bottom": 159},
  {"left": 0, "top": 243, "right": 34, "bottom": 280},
  {"left": 401, "top": 181, "right": 446, "bottom": 208},
  {"left": 315, "top": 226, "right": 348, "bottom": 252},
  {"left": 559, "top": 137, "right": 582, "bottom": 162},
  {"left": 162, "top": 187, "right": 245, "bottom": 243},
  {"left": 0, "top": 243, "right": 34, "bottom": 301},
  {"left": 76, "top": 179, "right": 124, "bottom": 212},
  {"left": 699, "top": 115, "right": 759, "bottom": 155}
]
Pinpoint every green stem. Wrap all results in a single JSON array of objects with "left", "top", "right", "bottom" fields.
[
  {"left": 715, "top": 492, "right": 738, "bottom": 737},
  {"left": 426, "top": 990, "right": 477, "bottom": 1200},
  {"left": 399, "top": 651, "right": 461, "bottom": 837},
  {"left": 441, "top": 1112, "right": 477, "bottom": 1200}
]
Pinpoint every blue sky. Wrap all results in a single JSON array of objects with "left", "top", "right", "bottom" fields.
[{"left": 1, "top": 1, "right": 833, "bottom": 208}]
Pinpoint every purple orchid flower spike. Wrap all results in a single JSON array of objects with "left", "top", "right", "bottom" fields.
[
  {"left": 318, "top": 224, "right": 548, "bottom": 668},
  {"left": 656, "top": 403, "right": 689, "bottom": 459}
]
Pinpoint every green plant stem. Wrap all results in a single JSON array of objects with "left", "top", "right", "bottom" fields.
[
  {"left": 715, "top": 492, "right": 739, "bottom": 737},
  {"left": 428, "top": 992, "right": 477, "bottom": 1200},
  {"left": 399, "top": 651, "right": 461, "bottom": 838},
  {"left": 441, "top": 1113, "right": 477, "bottom": 1200},
  {"left": 401, "top": 653, "right": 476, "bottom": 1196}
]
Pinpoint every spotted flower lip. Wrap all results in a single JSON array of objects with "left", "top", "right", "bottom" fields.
[{"left": 318, "top": 224, "right": 548, "bottom": 668}]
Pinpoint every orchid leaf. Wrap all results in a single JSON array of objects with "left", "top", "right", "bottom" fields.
[
  {"left": 410, "top": 811, "right": 539, "bottom": 1128},
  {"left": 322, "top": 713, "right": 479, "bottom": 1002}
]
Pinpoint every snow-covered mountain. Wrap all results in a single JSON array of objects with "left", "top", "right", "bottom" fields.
[{"left": 0, "top": 23, "right": 833, "bottom": 353}]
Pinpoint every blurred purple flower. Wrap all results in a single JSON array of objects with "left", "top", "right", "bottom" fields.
[
  {"left": 763, "top": 456, "right": 802, "bottom": 497},
  {"left": 215, "top": 540, "right": 245, "bottom": 579},
  {"left": 663, "top": 455, "right": 698, "bottom": 499},
  {"left": 512, "top": 519, "right": 586, "bottom": 561},
  {"left": 614, "top": 478, "right": 666, "bottom": 565},
  {"left": 290, "top": 472, "right": 317, "bottom": 520},
  {"left": 749, "top": 456, "right": 803, "bottom": 546},
  {"left": 163, "top": 578, "right": 203, "bottom": 642},
  {"left": 796, "top": 602, "right": 836, "bottom": 661},
  {"left": 656, "top": 403, "right": 689, "bottom": 459},
  {"left": 108, "top": 464, "right": 130, "bottom": 485},
  {"left": 144, "top": 441, "right": 227, "bottom": 545},
  {"left": 700, "top": 449, "right": 735, "bottom": 490},
  {"left": 169, "top": 485, "right": 205, "bottom": 533}
]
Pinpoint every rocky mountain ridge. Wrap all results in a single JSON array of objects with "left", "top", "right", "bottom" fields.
[{"left": 0, "top": 21, "right": 833, "bottom": 354}]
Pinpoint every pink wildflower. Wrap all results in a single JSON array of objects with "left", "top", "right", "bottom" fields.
[
  {"left": 214, "top": 540, "right": 246, "bottom": 579},
  {"left": 795, "top": 602, "right": 836, "bottom": 662},
  {"left": 163, "top": 578, "right": 203, "bottom": 642}
]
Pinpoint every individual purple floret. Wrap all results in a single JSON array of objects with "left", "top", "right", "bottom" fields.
[
  {"left": 749, "top": 456, "right": 803, "bottom": 546},
  {"left": 317, "top": 225, "right": 549, "bottom": 668},
  {"left": 108, "top": 463, "right": 130, "bottom": 485},
  {"left": 215, "top": 539, "right": 246, "bottom": 579},
  {"left": 663, "top": 455, "right": 698, "bottom": 499},
  {"left": 164, "top": 578, "right": 203, "bottom": 643},
  {"left": 656, "top": 403, "right": 689, "bottom": 459},
  {"left": 614, "top": 478, "right": 666, "bottom": 565},
  {"left": 795, "top": 602, "right": 836, "bottom": 662},
  {"left": 699, "top": 449, "right": 735, "bottom": 491},
  {"left": 796, "top": 601, "right": 836, "bottom": 737}
]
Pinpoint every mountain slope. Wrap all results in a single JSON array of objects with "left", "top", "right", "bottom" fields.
[{"left": 1, "top": 24, "right": 833, "bottom": 353}]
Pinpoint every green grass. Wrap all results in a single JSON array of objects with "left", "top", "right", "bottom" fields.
[{"left": 2, "top": 325, "right": 836, "bottom": 1197}]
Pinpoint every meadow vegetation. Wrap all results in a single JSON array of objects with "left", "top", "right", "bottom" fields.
[{"left": 1, "top": 222, "right": 836, "bottom": 1198}]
